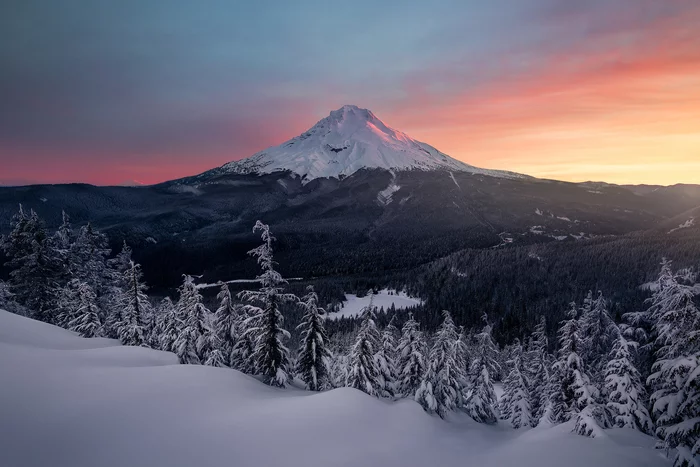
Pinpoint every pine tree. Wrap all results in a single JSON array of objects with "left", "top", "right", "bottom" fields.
[
  {"left": 396, "top": 313, "right": 427, "bottom": 398},
  {"left": 1, "top": 208, "right": 62, "bottom": 323},
  {"left": 204, "top": 344, "right": 227, "bottom": 368},
  {"left": 116, "top": 260, "right": 150, "bottom": 347},
  {"left": 347, "top": 296, "right": 381, "bottom": 396},
  {"left": 295, "top": 286, "right": 332, "bottom": 391},
  {"left": 157, "top": 297, "right": 179, "bottom": 353},
  {"left": 464, "top": 314, "right": 499, "bottom": 424},
  {"left": 580, "top": 291, "right": 619, "bottom": 394},
  {"left": 375, "top": 317, "right": 399, "bottom": 398},
  {"left": 238, "top": 221, "right": 295, "bottom": 387},
  {"left": 500, "top": 343, "right": 532, "bottom": 428},
  {"left": 416, "top": 311, "right": 462, "bottom": 418},
  {"left": 103, "top": 241, "right": 133, "bottom": 338},
  {"left": 175, "top": 275, "right": 213, "bottom": 363},
  {"left": 526, "top": 316, "right": 550, "bottom": 425},
  {"left": 67, "top": 281, "right": 103, "bottom": 338},
  {"left": 71, "top": 223, "right": 111, "bottom": 295},
  {"left": 212, "top": 282, "right": 240, "bottom": 367},
  {"left": 604, "top": 334, "right": 653, "bottom": 433},
  {"left": 329, "top": 351, "right": 350, "bottom": 389},
  {"left": 550, "top": 302, "right": 598, "bottom": 426},
  {"left": 176, "top": 324, "right": 200, "bottom": 365},
  {"left": 0, "top": 279, "right": 26, "bottom": 316},
  {"left": 646, "top": 262, "right": 700, "bottom": 466}
]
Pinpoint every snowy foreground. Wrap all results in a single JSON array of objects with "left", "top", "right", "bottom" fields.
[{"left": 0, "top": 310, "right": 669, "bottom": 467}]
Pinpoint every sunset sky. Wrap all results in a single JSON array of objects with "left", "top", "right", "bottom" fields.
[{"left": 1, "top": 0, "right": 699, "bottom": 186}]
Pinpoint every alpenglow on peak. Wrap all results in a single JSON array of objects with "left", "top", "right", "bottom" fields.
[{"left": 215, "top": 105, "right": 523, "bottom": 181}]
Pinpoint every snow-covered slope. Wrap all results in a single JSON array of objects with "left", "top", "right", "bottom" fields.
[
  {"left": 215, "top": 105, "right": 524, "bottom": 182},
  {"left": 0, "top": 310, "right": 669, "bottom": 467}
]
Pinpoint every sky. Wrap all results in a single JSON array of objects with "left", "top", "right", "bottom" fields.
[{"left": 1, "top": 0, "right": 699, "bottom": 186}]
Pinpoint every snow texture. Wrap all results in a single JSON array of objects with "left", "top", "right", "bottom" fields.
[
  {"left": 217, "top": 105, "right": 526, "bottom": 182},
  {"left": 0, "top": 310, "right": 671, "bottom": 467},
  {"left": 329, "top": 289, "right": 423, "bottom": 320}
]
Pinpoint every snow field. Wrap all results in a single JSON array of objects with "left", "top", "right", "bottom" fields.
[{"left": 0, "top": 309, "right": 668, "bottom": 467}]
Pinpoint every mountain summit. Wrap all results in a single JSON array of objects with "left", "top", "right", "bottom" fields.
[{"left": 215, "top": 105, "right": 523, "bottom": 181}]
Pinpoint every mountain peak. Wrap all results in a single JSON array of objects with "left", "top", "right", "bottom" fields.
[{"left": 215, "top": 106, "right": 525, "bottom": 182}]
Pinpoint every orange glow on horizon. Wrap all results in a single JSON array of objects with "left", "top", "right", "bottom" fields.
[{"left": 384, "top": 6, "right": 700, "bottom": 185}]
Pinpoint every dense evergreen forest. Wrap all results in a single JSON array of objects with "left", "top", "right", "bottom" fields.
[{"left": 1, "top": 206, "right": 698, "bottom": 466}]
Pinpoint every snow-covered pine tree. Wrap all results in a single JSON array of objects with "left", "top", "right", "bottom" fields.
[
  {"left": 622, "top": 258, "right": 675, "bottom": 380},
  {"left": 454, "top": 326, "right": 471, "bottom": 407},
  {"left": 176, "top": 324, "right": 200, "bottom": 365},
  {"left": 204, "top": 344, "right": 227, "bottom": 368},
  {"left": 51, "top": 211, "right": 75, "bottom": 289},
  {"left": 527, "top": 316, "right": 551, "bottom": 425},
  {"left": 464, "top": 314, "right": 500, "bottom": 424},
  {"left": 212, "top": 282, "right": 240, "bottom": 367},
  {"left": 55, "top": 278, "right": 81, "bottom": 329},
  {"left": 1, "top": 207, "right": 62, "bottom": 323},
  {"left": 157, "top": 297, "right": 179, "bottom": 353},
  {"left": 295, "top": 286, "right": 332, "bottom": 391},
  {"left": 0, "top": 279, "right": 26, "bottom": 316},
  {"left": 175, "top": 275, "right": 214, "bottom": 363},
  {"left": 646, "top": 262, "right": 700, "bottom": 466},
  {"left": 238, "top": 221, "right": 295, "bottom": 387},
  {"left": 604, "top": 334, "right": 653, "bottom": 433},
  {"left": 329, "top": 351, "right": 350, "bottom": 389},
  {"left": 375, "top": 316, "right": 399, "bottom": 398},
  {"left": 550, "top": 302, "right": 599, "bottom": 431},
  {"left": 500, "top": 342, "right": 532, "bottom": 428},
  {"left": 70, "top": 222, "right": 111, "bottom": 295},
  {"left": 580, "top": 291, "right": 619, "bottom": 394},
  {"left": 396, "top": 313, "right": 427, "bottom": 398},
  {"left": 347, "top": 294, "right": 382, "bottom": 396},
  {"left": 102, "top": 241, "right": 133, "bottom": 338},
  {"left": 67, "top": 280, "right": 103, "bottom": 338},
  {"left": 416, "top": 310, "right": 462, "bottom": 418},
  {"left": 116, "top": 260, "right": 150, "bottom": 347}
]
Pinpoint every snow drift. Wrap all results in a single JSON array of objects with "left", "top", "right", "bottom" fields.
[{"left": 0, "top": 309, "right": 669, "bottom": 467}]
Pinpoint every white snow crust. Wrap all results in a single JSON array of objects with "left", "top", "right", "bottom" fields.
[{"left": 0, "top": 309, "right": 669, "bottom": 467}]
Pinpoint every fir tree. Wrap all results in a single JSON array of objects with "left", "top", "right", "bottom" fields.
[
  {"left": 157, "top": 297, "right": 179, "bottom": 353},
  {"left": 416, "top": 311, "right": 463, "bottom": 418},
  {"left": 204, "top": 345, "right": 227, "bottom": 368},
  {"left": 212, "top": 282, "right": 239, "bottom": 368},
  {"left": 375, "top": 317, "right": 399, "bottom": 398},
  {"left": 0, "top": 279, "right": 26, "bottom": 316},
  {"left": 347, "top": 296, "right": 381, "bottom": 396},
  {"left": 175, "top": 275, "right": 213, "bottom": 363},
  {"left": 116, "top": 260, "right": 150, "bottom": 347},
  {"left": 526, "top": 316, "right": 550, "bottom": 425},
  {"left": 103, "top": 241, "right": 133, "bottom": 338},
  {"left": 604, "top": 334, "right": 653, "bottom": 433},
  {"left": 464, "top": 314, "right": 499, "bottom": 424},
  {"left": 329, "top": 351, "right": 350, "bottom": 389},
  {"left": 296, "top": 286, "right": 332, "bottom": 391},
  {"left": 500, "top": 343, "right": 532, "bottom": 428},
  {"left": 239, "top": 221, "right": 295, "bottom": 387},
  {"left": 550, "top": 302, "right": 598, "bottom": 426},
  {"left": 646, "top": 262, "right": 700, "bottom": 467},
  {"left": 396, "top": 313, "right": 427, "bottom": 398},
  {"left": 1, "top": 208, "right": 62, "bottom": 323},
  {"left": 580, "top": 291, "right": 618, "bottom": 394},
  {"left": 67, "top": 281, "right": 103, "bottom": 338}
]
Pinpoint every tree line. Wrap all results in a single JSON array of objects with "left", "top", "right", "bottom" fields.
[{"left": 1, "top": 206, "right": 698, "bottom": 467}]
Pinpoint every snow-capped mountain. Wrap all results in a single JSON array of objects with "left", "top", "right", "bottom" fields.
[{"left": 214, "top": 105, "right": 524, "bottom": 181}]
